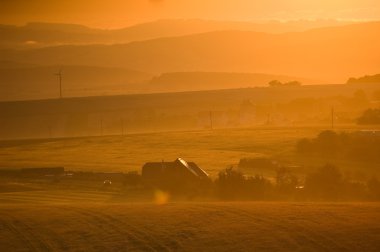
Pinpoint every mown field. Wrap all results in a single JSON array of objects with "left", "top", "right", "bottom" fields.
[
  {"left": 0, "top": 202, "right": 379, "bottom": 251},
  {"left": 0, "top": 126, "right": 373, "bottom": 177},
  {"left": 0, "top": 126, "right": 379, "bottom": 251}
]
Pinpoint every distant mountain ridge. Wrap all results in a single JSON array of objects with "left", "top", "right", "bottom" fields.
[
  {"left": 0, "top": 19, "right": 355, "bottom": 49},
  {"left": 2, "top": 21, "right": 379, "bottom": 83}
]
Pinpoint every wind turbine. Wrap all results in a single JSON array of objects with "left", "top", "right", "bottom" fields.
[{"left": 55, "top": 69, "right": 63, "bottom": 99}]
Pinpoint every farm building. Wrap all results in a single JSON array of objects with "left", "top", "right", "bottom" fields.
[{"left": 142, "top": 158, "right": 209, "bottom": 189}]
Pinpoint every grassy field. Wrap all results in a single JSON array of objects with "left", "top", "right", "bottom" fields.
[
  {"left": 1, "top": 126, "right": 379, "bottom": 251},
  {"left": 0, "top": 126, "right": 378, "bottom": 178},
  {"left": 0, "top": 202, "right": 379, "bottom": 251}
]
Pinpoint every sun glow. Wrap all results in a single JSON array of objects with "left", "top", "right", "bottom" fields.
[{"left": 0, "top": 0, "right": 379, "bottom": 28}]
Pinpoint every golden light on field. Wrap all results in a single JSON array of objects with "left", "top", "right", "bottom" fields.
[{"left": 0, "top": 0, "right": 380, "bottom": 251}]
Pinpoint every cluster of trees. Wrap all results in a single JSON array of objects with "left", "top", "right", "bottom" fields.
[
  {"left": 346, "top": 74, "right": 380, "bottom": 85},
  {"left": 357, "top": 108, "right": 380, "bottom": 124},
  {"left": 214, "top": 164, "right": 380, "bottom": 201},
  {"left": 296, "top": 130, "right": 380, "bottom": 162},
  {"left": 215, "top": 167, "right": 273, "bottom": 200},
  {"left": 268, "top": 80, "right": 302, "bottom": 87},
  {"left": 121, "top": 164, "right": 380, "bottom": 201}
]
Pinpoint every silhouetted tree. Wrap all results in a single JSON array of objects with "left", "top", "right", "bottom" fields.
[
  {"left": 297, "top": 130, "right": 380, "bottom": 163},
  {"left": 346, "top": 74, "right": 380, "bottom": 84},
  {"left": 245, "top": 175, "right": 273, "bottom": 199},
  {"left": 268, "top": 80, "right": 301, "bottom": 87},
  {"left": 268, "top": 80, "right": 282, "bottom": 87},
  {"left": 215, "top": 167, "right": 273, "bottom": 200},
  {"left": 346, "top": 77, "right": 357, "bottom": 84},
  {"left": 215, "top": 167, "right": 246, "bottom": 199},
  {"left": 304, "top": 164, "right": 343, "bottom": 200},
  {"left": 357, "top": 109, "right": 380, "bottom": 124},
  {"left": 314, "top": 130, "right": 341, "bottom": 157}
]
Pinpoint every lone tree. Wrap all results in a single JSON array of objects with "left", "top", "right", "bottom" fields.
[
  {"left": 268, "top": 80, "right": 302, "bottom": 87},
  {"left": 268, "top": 80, "right": 282, "bottom": 87}
]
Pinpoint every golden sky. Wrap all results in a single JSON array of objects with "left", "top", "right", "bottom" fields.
[{"left": 1, "top": 0, "right": 380, "bottom": 28}]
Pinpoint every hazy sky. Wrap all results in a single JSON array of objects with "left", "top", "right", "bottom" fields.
[{"left": 1, "top": 0, "right": 380, "bottom": 28}]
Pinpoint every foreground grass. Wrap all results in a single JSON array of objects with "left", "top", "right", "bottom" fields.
[{"left": 0, "top": 202, "right": 379, "bottom": 251}]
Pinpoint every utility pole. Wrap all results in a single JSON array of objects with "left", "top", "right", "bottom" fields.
[
  {"left": 331, "top": 107, "right": 334, "bottom": 129},
  {"left": 209, "top": 111, "right": 213, "bottom": 130},
  {"left": 100, "top": 118, "right": 103, "bottom": 136},
  {"left": 55, "top": 70, "right": 63, "bottom": 99},
  {"left": 121, "top": 118, "right": 125, "bottom": 136}
]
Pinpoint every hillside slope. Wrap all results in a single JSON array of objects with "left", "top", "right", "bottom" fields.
[
  {"left": 2, "top": 22, "right": 379, "bottom": 82},
  {"left": 0, "top": 19, "right": 354, "bottom": 49},
  {"left": 148, "top": 72, "right": 318, "bottom": 92},
  {"left": 0, "top": 64, "right": 152, "bottom": 100}
]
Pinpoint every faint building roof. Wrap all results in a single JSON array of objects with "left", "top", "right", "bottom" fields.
[{"left": 142, "top": 158, "right": 209, "bottom": 181}]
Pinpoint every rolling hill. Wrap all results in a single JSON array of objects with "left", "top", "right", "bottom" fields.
[
  {"left": 148, "top": 72, "right": 318, "bottom": 92},
  {"left": 1, "top": 82, "right": 379, "bottom": 139},
  {"left": 1, "top": 22, "right": 379, "bottom": 83},
  {"left": 0, "top": 62, "right": 319, "bottom": 100},
  {"left": 0, "top": 64, "right": 152, "bottom": 100},
  {"left": 0, "top": 19, "right": 354, "bottom": 49}
]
